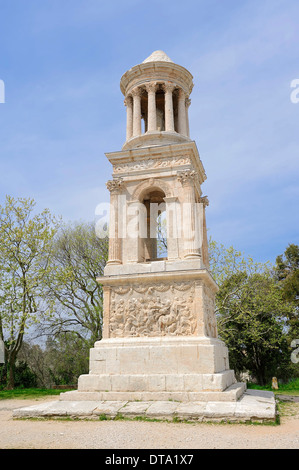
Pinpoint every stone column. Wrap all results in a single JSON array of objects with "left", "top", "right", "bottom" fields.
[
  {"left": 163, "top": 83, "right": 175, "bottom": 132},
  {"left": 164, "top": 196, "right": 179, "bottom": 260},
  {"left": 126, "top": 200, "right": 146, "bottom": 263},
  {"left": 106, "top": 178, "right": 124, "bottom": 265},
  {"left": 124, "top": 95, "right": 133, "bottom": 140},
  {"left": 145, "top": 82, "right": 157, "bottom": 132},
  {"left": 177, "top": 88, "right": 188, "bottom": 136},
  {"left": 185, "top": 97, "right": 191, "bottom": 137},
  {"left": 132, "top": 87, "right": 142, "bottom": 137},
  {"left": 199, "top": 196, "right": 209, "bottom": 268},
  {"left": 177, "top": 170, "right": 201, "bottom": 259}
]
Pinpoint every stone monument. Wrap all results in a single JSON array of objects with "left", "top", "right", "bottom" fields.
[
  {"left": 62, "top": 50, "right": 245, "bottom": 403},
  {"left": 14, "top": 52, "right": 276, "bottom": 422}
]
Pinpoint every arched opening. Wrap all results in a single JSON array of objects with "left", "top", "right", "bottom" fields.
[{"left": 141, "top": 189, "right": 167, "bottom": 261}]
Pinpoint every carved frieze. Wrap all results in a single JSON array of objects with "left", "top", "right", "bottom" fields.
[
  {"left": 113, "top": 156, "right": 191, "bottom": 174},
  {"left": 202, "top": 284, "right": 217, "bottom": 338},
  {"left": 108, "top": 281, "right": 197, "bottom": 338}
]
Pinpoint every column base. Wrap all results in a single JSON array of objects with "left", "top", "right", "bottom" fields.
[{"left": 122, "top": 131, "right": 191, "bottom": 150}]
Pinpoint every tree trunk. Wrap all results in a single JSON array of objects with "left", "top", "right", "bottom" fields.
[{"left": 6, "top": 358, "right": 15, "bottom": 390}]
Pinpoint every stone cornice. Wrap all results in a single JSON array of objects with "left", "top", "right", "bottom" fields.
[
  {"left": 120, "top": 62, "right": 194, "bottom": 97},
  {"left": 105, "top": 141, "right": 207, "bottom": 184},
  {"left": 97, "top": 267, "right": 218, "bottom": 292}
]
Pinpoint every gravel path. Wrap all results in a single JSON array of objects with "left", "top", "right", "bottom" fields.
[{"left": 0, "top": 397, "right": 299, "bottom": 449}]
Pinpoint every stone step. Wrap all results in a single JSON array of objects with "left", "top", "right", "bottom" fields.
[
  {"left": 77, "top": 370, "right": 236, "bottom": 394},
  {"left": 12, "top": 389, "right": 276, "bottom": 423},
  {"left": 59, "top": 382, "right": 246, "bottom": 402}
]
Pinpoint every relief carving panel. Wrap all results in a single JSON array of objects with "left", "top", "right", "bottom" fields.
[
  {"left": 108, "top": 281, "right": 197, "bottom": 338},
  {"left": 202, "top": 284, "right": 217, "bottom": 338}
]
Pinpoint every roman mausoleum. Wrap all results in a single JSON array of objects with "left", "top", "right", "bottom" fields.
[
  {"left": 62, "top": 50, "right": 245, "bottom": 403},
  {"left": 14, "top": 51, "right": 276, "bottom": 422}
]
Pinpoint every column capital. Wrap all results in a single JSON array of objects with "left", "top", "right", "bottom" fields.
[
  {"left": 145, "top": 81, "right": 157, "bottom": 93},
  {"left": 124, "top": 95, "right": 133, "bottom": 107},
  {"left": 185, "top": 97, "right": 191, "bottom": 108},
  {"left": 199, "top": 195, "right": 209, "bottom": 208},
  {"left": 106, "top": 178, "right": 124, "bottom": 194},
  {"left": 177, "top": 169, "right": 197, "bottom": 186},
  {"left": 162, "top": 82, "right": 176, "bottom": 94},
  {"left": 131, "top": 86, "right": 142, "bottom": 98}
]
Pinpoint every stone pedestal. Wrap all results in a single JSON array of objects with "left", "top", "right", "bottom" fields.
[
  {"left": 61, "top": 336, "right": 244, "bottom": 403},
  {"left": 61, "top": 262, "right": 243, "bottom": 403}
]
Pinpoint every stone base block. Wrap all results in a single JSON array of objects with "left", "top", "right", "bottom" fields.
[
  {"left": 77, "top": 370, "right": 235, "bottom": 393},
  {"left": 68, "top": 336, "right": 237, "bottom": 402},
  {"left": 60, "top": 382, "right": 246, "bottom": 403},
  {"left": 13, "top": 389, "right": 277, "bottom": 423},
  {"left": 89, "top": 336, "right": 231, "bottom": 376}
]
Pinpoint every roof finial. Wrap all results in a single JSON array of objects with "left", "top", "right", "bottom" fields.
[{"left": 143, "top": 50, "right": 173, "bottom": 63}]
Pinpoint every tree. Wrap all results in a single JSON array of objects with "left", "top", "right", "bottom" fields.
[
  {"left": 208, "top": 239, "right": 299, "bottom": 384},
  {"left": 275, "top": 244, "right": 299, "bottom": 302},
  {"left": 208, "top": 238, "right": 272, "bottom": 285},
  {"left": 41, "top": 222, "right": 109, "bottom": 345},
  {"left": 0, "top": 196, "right": 59, "bottom": 389},
  {"left": 44, "top": 333, "right": 90, "bottom": 386},
  {"left": 275, "top": 244, "right": 299, "bottom": 364},
  {"left": 216, "top": 272, "right": 294, "bottom": 385},
  {"left": 17, "top": 341, "right": 50, "bottom": 388}
]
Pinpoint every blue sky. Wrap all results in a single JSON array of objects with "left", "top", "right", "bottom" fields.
[{"left": 0, "top": 0, "right": 298, "bottom": 265}]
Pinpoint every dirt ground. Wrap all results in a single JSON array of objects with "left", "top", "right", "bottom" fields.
[{"left": 0, "top": 397, "right": 298, "bottom": 449}]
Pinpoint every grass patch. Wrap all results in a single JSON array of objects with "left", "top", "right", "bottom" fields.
[
  {"left": 98, "top": 414, "right": 108, "bottom": 421},
  {"left": 0, "top": 388, "right": 73, "bottom": 400},
  {"left": 247, "top": 378, "right": 299, "bottom": 396}
]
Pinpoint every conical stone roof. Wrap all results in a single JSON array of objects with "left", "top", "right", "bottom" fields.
[{"left": 142, "top": 50, "right": 173, "bottom": 63}]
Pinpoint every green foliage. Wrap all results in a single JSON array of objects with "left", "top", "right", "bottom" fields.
[
  {"left": 208, "top": 237, "right": 272, "bottom": 285},
  {"left": 0, "top": 195, "right": 59, "bottom": 389},
  {"left": 16, "top": 334, "right": 90, "bottom": 388},
  {"left": 216, "top": 271, "right": 295, "bottom": 384},
  {"left": 41, "top": 222, "right": 109, "bottom": 344},
  {"left": 14, "top": 361, "right": 38, "bottom": 388},
  {"left": 44, "top": 333, "right": 90, "bottom": 386},
  {"left": 209, "top": 239, "right": 298, "bottom": 385},
  {"left": 0, "top": 360, "right": 38, "bottom": 389},
  {"left": 275, "top": 244, "right": 299, "bottom": 340},
  {"left": 247, "top": 377, "right": 299, "bottom": 395}
]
